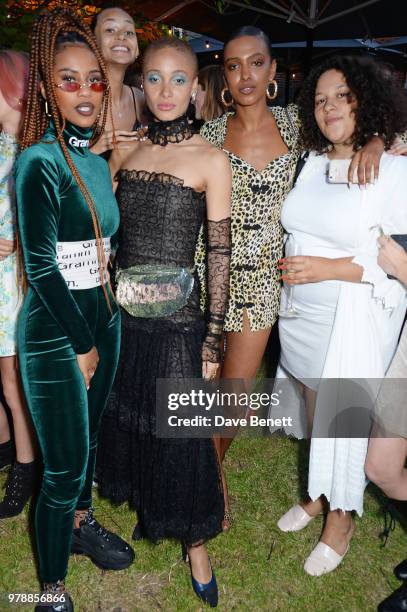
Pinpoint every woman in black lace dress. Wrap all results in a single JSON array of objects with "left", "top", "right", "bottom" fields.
[{"left": 97, "top": 38, "right": 231, "bottom": 607}]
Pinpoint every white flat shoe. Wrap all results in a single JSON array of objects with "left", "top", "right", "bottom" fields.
[
  {"left": 277, "top": 504, "right": 315, "bottom": 532},
  {"left": 304, "top": 542, "right": 349, "bottom": 576}
]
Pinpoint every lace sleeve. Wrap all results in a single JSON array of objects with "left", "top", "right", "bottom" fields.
[{"left": 202, "top": 217, "right": 231, "bottom": 363}]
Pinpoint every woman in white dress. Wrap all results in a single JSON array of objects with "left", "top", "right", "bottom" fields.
[{"left": 275, "top": 55, "right": 407, "bottom": 576}]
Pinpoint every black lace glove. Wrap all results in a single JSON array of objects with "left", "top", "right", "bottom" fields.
[{"left": 202, "top": 217, "right": 231, "bottom": 364}]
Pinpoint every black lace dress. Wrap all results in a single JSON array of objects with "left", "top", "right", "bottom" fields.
[{"left": 97, "top": 170, "right": 226, "bottom": 544}]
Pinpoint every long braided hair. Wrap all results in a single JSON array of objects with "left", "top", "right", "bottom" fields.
[{"left": 21, "top": 7, "right": 113, "bottom": 311}]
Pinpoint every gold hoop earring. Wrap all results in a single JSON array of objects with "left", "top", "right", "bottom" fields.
[
  {"left": 266, "top": 80, "right": 278, "bottom": 101},
  {"left": 221, "top": 87, "right": 234, "bottom": 108},
  {"left": 44, "top": 99, "right": 52, "bottom": 117}
]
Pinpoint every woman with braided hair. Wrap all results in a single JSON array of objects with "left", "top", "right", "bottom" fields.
[{"left": 15, "top": 8, "right": 134, "bottom": 611}]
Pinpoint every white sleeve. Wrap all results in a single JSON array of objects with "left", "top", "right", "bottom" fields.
[{"left": 352, "top": 155, "right": 407, "bottom": 308}]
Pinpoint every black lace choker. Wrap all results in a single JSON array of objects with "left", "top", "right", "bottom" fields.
[{"left": 147, "top": 113, "right": 194, "bottom": 146}]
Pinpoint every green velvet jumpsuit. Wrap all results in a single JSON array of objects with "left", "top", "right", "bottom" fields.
[{"left": 15, "top": 122, "right": 120, "bottom": 583}]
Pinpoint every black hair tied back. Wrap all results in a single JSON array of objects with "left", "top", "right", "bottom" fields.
[{"left": 225, "top": 25, "right": 272, "bottom": 56}]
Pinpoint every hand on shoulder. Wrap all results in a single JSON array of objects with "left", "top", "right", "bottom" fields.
[{"left": 91, "top": 129, "right": 144, "bottom": 155}]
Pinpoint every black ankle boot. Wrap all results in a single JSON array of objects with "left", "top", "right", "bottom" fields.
[
  {"left": 0, "top": 460, "right": 37, "bottom": 518},
  {"left": 378, "top": 584, "right": 407, "bottom": 611},
  {"left": 380, "top": 500, "right": 407, "bottom": 581},
  {"left": 71, "top": 508, "right": 135, "bottom": 570},
  {"left": 390, "top": 500, "right": 407, "bottom": 523},
  {"left": 132, "top": 522, "right": 144, "bottom": 541},
  {"left": 35, "top": 582, "right": 74, "bottom": 612},
  {"left": 394, "top": 558, "right": 407, "bottom": 581},
  {"left": 0, "top": 439, "right": 15, "bottom": 471}
]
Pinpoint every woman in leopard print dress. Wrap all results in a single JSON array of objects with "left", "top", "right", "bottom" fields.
[{"left": 199, "top": 26, "right": 386, "bottom": 528}]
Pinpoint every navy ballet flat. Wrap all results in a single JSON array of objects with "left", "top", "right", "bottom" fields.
[
  {"left": 181, "top": 543, "right": 218, "bottom": 606},
  {"left": 190, "top": 561, "right": 218, "bottom": 607}
]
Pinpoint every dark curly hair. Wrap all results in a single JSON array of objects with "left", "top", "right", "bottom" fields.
[{"left": 298, "top": 55, "right": 407, "bottom": 152}]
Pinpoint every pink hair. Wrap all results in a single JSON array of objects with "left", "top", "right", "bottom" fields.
[{"left": 0, "top": 50, "right": 29, "bottom": 113}]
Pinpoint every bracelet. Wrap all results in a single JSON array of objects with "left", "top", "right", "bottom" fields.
[{"left": 207, "top": 321, "right": 223, "bottom": 338}]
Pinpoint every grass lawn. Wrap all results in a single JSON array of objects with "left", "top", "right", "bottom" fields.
[{"left": 0, "top": 434, "right": 406, "bottom": 611}]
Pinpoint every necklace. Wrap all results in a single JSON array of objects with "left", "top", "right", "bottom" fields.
[
  {"left": 114, "top": 100, "right": 123, "bottom": 120},
  {"left": 147, "top": 113, "right": 195, "bottom": 146},
  {"left": 113, "top": 91, "right": 125, "bottom": 119}
]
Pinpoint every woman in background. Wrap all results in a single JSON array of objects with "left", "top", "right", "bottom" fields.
[
  {"left": 0, "top": 49, "right": 37, "bottom": 518},
  {"left": 195, "top": 65, "right": 225, "bottom": 123},
  {"left": 91, "top": 6, "right": 144, "bottom": 156},
  {"left": 365, "top": 237, "right": 407, "bottom": 611}
]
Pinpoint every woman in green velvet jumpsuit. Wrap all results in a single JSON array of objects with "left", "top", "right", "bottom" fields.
[{"left": 14, "top": 10, "right": 133, "bottom": 612}]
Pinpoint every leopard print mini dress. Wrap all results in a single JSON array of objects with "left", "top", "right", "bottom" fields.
[{"left": 199, "top": 104, "right": 302, "bottom": 332}]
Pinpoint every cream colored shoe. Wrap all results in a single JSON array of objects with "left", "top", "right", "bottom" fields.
[
  {"left": 303, "top": 542, "right": 349, "bottom": 576},
  {"left": 277, "top": 504, "right": 315, "bottom": 532}
]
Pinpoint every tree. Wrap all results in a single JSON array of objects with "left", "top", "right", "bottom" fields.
[{"left": 2, "top": 1, "right": 169, "bottom": 51}]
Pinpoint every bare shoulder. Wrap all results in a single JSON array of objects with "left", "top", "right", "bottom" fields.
[
  {"left": 193, "top": 134, "right": 230, "bottom": 171},
  {"left": 190, "top": 137, "right": 231, "bottom": 199}
]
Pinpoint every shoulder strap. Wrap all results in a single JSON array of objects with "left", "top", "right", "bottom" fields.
[
  {"left": 292, "top": 151, "right": 310, "bottom": 187},
  {"left": 130, "top": 86, "right": 137, "bottom": 116},
  {"left": 129, "top": 86, "right": 142, "bottom": 129},
  {"left": 284, "top": 106, "right": 299, "bottom": 141}
]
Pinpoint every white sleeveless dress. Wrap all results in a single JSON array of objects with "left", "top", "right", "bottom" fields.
[{"left": 275, "top": 152, "right": 407, "bottom": 515}]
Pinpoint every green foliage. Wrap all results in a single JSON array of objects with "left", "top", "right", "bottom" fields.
[
  {"left": 0, "top": 3, "right": 30, "bottom": 51},
  {"left": 1, "top": 1, "right": 169, "bottom": 51}
]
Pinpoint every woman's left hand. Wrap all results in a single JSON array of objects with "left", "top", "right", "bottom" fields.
[
  {"left": 280, "top": 255, "right": 332, "bottom": 284},
  {"left": 388, "top": 137, "right": 407, "bottom": 156},
  {"left": 348, "top": 135, "right": 384, "bottom": 185},
  {"left": 202, "top": 361, "right": 220, "bottom": 381},
  {"left": 377, "top": 235, "right": 407, "bottom": 283}
]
